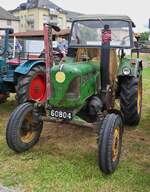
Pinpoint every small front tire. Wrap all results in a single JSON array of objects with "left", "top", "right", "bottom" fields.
[
  {"left": 6, "top": 102, "right": 43, "bottom": 153},
  {"left": 98, "top": 113, "right": 123, "bottom": 174}
]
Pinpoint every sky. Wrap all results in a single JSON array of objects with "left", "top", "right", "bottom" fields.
[{"left": 0, "top": 0, "right": 150, "bottom": 32}]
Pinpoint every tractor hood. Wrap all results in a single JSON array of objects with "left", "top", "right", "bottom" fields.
[
  {"left": 48, "top": 61, "right": 99, "bottom": 108},
  {"left": 51, "top": 62, "right": 97, "bottom": 75}
]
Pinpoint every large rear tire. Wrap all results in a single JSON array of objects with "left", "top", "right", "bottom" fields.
[
  {"left": 6, "top": 102, "right": 43, "bottom": 153},
  {"left": 120, "top": 76, "right": 142, "bottom": 126},
  {"left": 98, "top": 113, "right": 123, "bottom": 174},
  {"left": 16, "top": 65, "right": 46, "bottom": 104}
]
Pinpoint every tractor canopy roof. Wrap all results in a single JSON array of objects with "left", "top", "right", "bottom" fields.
[
  {"left": 75, "top": 14, "right": 135, "bottom": 27},
  {"left": 69, "top": 14, "right": 135, "bottom": 49}
]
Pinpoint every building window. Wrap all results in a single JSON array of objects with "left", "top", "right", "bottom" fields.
[
  {"left": 58, "top": 18, "right": 62, "bottom": 28},
  {"left": 50, "top": 15, "right": 58, "bottom": 24},
  {"left": 43, "top": 15, "right": 49, "bottom": 23},
  {"left": 31, "top": 23, "right": 34, "bottom": 30},
  {"left": 7, "top": 20, "right": 12, "bottom": 26}
]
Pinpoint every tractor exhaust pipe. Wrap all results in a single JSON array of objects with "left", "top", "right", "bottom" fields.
[{"left": 100, "top": 25, "right": 111, "bottom": 106}]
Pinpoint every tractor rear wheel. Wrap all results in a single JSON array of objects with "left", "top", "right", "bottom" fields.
[
  {"left": 120, "top": 76, "right": 142, "bottom": 126},
  {"left": 98, "top": 113, "right": 123, "bottom": 174},
  {"left": 16, "top": 65, "right": 46, "bottom": 104},
  {"left": 6, "top": 102, "right": 43, "bottom": 153}
]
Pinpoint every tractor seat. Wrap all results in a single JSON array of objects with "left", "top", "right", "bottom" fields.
[
  {"left": 7, "top": 58, "right": 20, "bottom": 65},
  {"left": 76, "top": 48, "right": 118, "bottom": 82}
]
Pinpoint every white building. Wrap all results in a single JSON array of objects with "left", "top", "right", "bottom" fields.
[{"left": 0, "top": 6, "right": 20, "bottom": 32}]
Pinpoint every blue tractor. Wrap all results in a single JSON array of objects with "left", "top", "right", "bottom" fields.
[
  {"left": 0, "top": 27, "right": 17, "bottom": 103},
  {"left": 0, "top": 26, "right": 63, "bottom": 104}
]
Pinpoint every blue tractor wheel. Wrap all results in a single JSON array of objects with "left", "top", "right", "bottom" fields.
[{"left": 16, "top": 64, "right": 46, "bottom": 104}]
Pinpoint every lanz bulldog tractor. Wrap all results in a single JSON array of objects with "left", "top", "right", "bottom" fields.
[{"left": 6, "top": 15, "right": 143, "bottom": 174}]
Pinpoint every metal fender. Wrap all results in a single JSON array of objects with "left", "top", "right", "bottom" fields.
[
  {"left": 117, "top": 58, "right": 143, "bottom": 77},
  {"left": 15, "top": 60, "right": 45, "bottom": 75}
]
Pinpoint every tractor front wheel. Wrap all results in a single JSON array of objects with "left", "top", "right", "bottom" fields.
[
  {"left": 6, "top": 102, "right": 43, "bottom": 153},
  {"left": 98, "top": 113, "right": 123, "bottom": 174},
  {"left": 16, "top": 65, "right": 46, "bottom": 104},
  {"left": 120, "top": 76, "right": 142, "bottom": 126}
]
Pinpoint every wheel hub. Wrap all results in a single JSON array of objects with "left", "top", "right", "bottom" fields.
[
  {"left": 112, "top": 127, "right": 120, "bottom": 162},
  {"left": 20, "top": 114, "right": 36, "bottom": 143},
  {"left": 29, "top": 74, "right": 46, "bottom": 101}
]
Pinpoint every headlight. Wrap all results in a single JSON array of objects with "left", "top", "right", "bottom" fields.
[{"left": 122, "top": 67, "right": 131, "bottom": 75}]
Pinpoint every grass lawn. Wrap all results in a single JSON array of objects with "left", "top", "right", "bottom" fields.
[{"left": 0, "top": 69, "right": 150, "bottom": 192}]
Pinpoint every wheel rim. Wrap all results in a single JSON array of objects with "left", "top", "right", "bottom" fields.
[
  {"left": 29, "top": 74, "right": 46, "bottom": 101},
  {"left": 20, "top": 112, "right": 36, "bottom": 143},
  {"left": 137, "top": 77, "right": 142, "bottom": 114},
  {"left": 112, "top": 127, "right": 120, "bottom": 162}
]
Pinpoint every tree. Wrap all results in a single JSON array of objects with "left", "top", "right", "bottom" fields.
[{"left": 140, "top": 32, "right": 149, "bottom": 41}]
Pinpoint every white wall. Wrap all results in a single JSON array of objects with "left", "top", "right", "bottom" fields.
[
  {"left": 25, "top": 40, "right": 44, "bottom": 53},
  {"left": 0, "top": 20, "right": 19, "bottom": 32}
]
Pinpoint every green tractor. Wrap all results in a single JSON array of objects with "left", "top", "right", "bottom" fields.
[{"left": 6, "top": 15, "right": 142, "bottom": 174}]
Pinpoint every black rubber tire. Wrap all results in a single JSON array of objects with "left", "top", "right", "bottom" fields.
[
  {"left": 120, "top": 76, "right": 142, "bottom": 126},
  {"left": 6, "top": 102, "right": 43, "bottom": 153},
  {"left": 98, "top": 113, "right": 123, "bottom": 174},
  {"left": 16, "top": 64, "right": 45, "bottom": 104}
]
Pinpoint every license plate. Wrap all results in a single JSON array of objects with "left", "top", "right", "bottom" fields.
[{"left": 49, "top": 109, "right": 72, "bottom": 120}]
